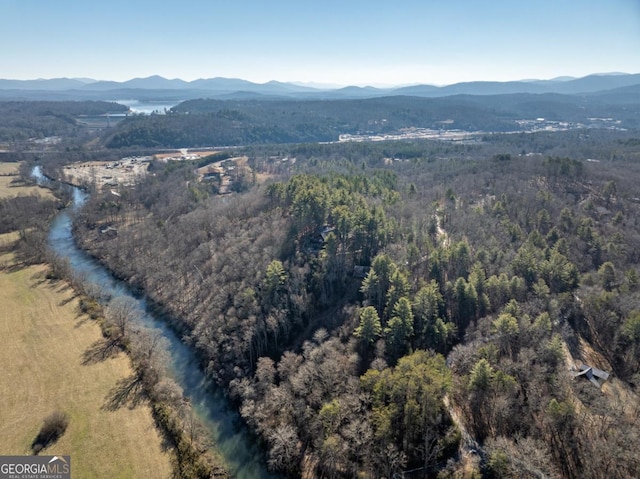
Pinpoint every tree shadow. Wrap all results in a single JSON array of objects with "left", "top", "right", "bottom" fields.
[
  {"left": 31, "top": 412, "right": 69, "bottom": 455},
  {"left": 562, "top": 324, "right": 582, "bottom": 364},
  {"left": 42, "top": 276, "right": 72, "bottom": 294},
  {"left": 32, "top": 276, "right": 76, "bottom": 305},
  {"left": 102, "top": 374, "right": 146, "bottom": 411},
  {"left": 0, "top": 261, "right": 26, "bottom": 273},
  {"left": 151, "top": 408, "right": 180, "bottom": 453},
  {"left": 0, "top": 242, "right": 16, "bottom": 255},
  {"left": 74, "top": 312, "right": 91, "bottom": 328},
  {"left": 58, "top": 295, "right": 76, "bottom": 307},
  {"left": 81, "top": 337, "right": 122, "bottom": 365}
]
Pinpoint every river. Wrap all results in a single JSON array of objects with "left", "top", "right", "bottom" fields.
[{"left": 34, "top": 167, "right": 277, "bottom": 479}]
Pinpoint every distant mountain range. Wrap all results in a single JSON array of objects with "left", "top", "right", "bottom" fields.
[{"left": 0, "top": 73, "right": 639, "bottom": 101}]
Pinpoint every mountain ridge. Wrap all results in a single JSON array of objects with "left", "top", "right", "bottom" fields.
[{"left": 0, "top": 73, "right": 638, "bottom": 101}]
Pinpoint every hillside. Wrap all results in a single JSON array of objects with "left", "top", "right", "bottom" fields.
[
  {"left": 0, "top": 101, "right": 127, "bottom": 142},
  {"left": 69, "top": 130, "right": 640, "bottom": 478},
  {"left": 102, "top": 93, "right": 639, "bottom": 149}
]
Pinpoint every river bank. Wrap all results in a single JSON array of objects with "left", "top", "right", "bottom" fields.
[
  {"left": 0, "top": 163, "right": 172, "bottom": 478},
  {"left": 37, "top": 166, "right": 278, "bottom": 479}
]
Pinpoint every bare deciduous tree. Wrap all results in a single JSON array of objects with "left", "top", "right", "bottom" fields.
[{"left": 106, "top": 296, "right": 139, "bottom": 338}]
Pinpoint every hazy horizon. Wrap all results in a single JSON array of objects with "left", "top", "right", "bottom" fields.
[
  {"left": 2, "top": 1, "right": 639, "bottom": 86},
  {"left": 2, "top": 71, "right": 638, "bottom": 90}
]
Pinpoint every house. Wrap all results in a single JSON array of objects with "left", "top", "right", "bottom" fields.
[
  {"left": 99, "top": 225, "right": 118, "bottom": 238},
  {"left": 320, "top": 226, "right": 335, "bottom": 242},
  {"left": 353, "top": 265, "right": 370, "bottom": 279},
  {"left": 571, "top": 364, "right": 610, "bottom": 388}
]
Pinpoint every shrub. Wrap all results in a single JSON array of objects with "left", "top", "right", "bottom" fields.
[{"left": 31, "top": 411, "right": 70, "bottom": 454}]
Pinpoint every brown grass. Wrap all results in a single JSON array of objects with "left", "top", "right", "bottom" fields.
[
  {"left": 0, "top": 162, "right": 54, "bottom": 199},
  {"left": 0, "top": 162, "right": 20, "bottom": 175},
  {"left": 0, "top": 252, "right": 172, "bottom": 478},
  {"left": 0, "top": 174, "right": 172, "bottom": 478}
]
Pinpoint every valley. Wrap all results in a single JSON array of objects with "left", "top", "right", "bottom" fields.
[
  {"left": 1, "top": 73, "right": 640, "bottom": 479},
  {"left": 0, "top": 164, "right": 172, "bottom": 478},
  {"left": 3, "top": 1, "right": 640, "bottom": 477}
]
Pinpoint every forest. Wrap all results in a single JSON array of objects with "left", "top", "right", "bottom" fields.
[
  {"left": 103, "top": 93, "right": 640, "bottom": 149},
  {"left": 0, "top": 100, "right": 127, "bottom": 142},
  {"left": 58, "top": 129, "right": 640, "bottom": 478}
]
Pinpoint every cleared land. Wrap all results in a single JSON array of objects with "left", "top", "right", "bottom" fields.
[
  {"left": 0, "top": 162, "right": 53, "bottom": 199},
  {"left": 0, "top": 245, "right": 172, "bottom": 478},
  {"left": 0, "top": 163, "right": 171, "bottom": 478},
  {"left": 62, "top": 158, "right": 149, "bottom": 189}
]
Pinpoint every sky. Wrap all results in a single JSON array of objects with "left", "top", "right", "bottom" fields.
[{"left": 1, "top": 0, "right": 639, "bottom": 86}]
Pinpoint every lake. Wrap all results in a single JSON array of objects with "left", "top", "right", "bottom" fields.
[{"left": 115, "top": 99, "right": 182, "bottom": 115}]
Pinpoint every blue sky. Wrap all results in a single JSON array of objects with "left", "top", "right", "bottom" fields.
[{"left": 2, "top": 0, "right": 639, "bottom": 86}]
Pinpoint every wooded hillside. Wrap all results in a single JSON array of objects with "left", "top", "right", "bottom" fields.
[
  {"left": 0, "top": 101, "right": 127, "bottom": 142},
  {"left": 71, "top": 131, "right": 640, "bottom": 478},
  {"left": 103, "top": 94, "right": 640, "bottom": 148}
]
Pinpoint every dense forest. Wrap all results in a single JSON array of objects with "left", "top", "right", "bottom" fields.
[
  {"left": 103, "top": 93, "right": 640, "bottom": 148},
  {"left": 0, "top": 101, "right": 127, "bottom": 142},
  {"left": 65, "top": 130, "right": 640, "bottom": 478}
]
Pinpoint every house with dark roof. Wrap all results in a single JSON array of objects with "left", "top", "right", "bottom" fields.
[{"left": 571, "top": 364, "right": 610, "bottom": 388}]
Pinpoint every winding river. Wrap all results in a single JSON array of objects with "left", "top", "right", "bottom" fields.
[{"left": 35, "top": 167, "right": 277, "bottom": 479}]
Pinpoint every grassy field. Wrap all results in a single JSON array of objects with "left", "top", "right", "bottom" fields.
[
  {"left": 0, "top": 162, "right": 54, "bottom": 199},
  {"left": 0, "top": 244, "right": 172, "bottom": 478},
  {"left": 0, "top": 164, "right": 172, "bottom": 478}
]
